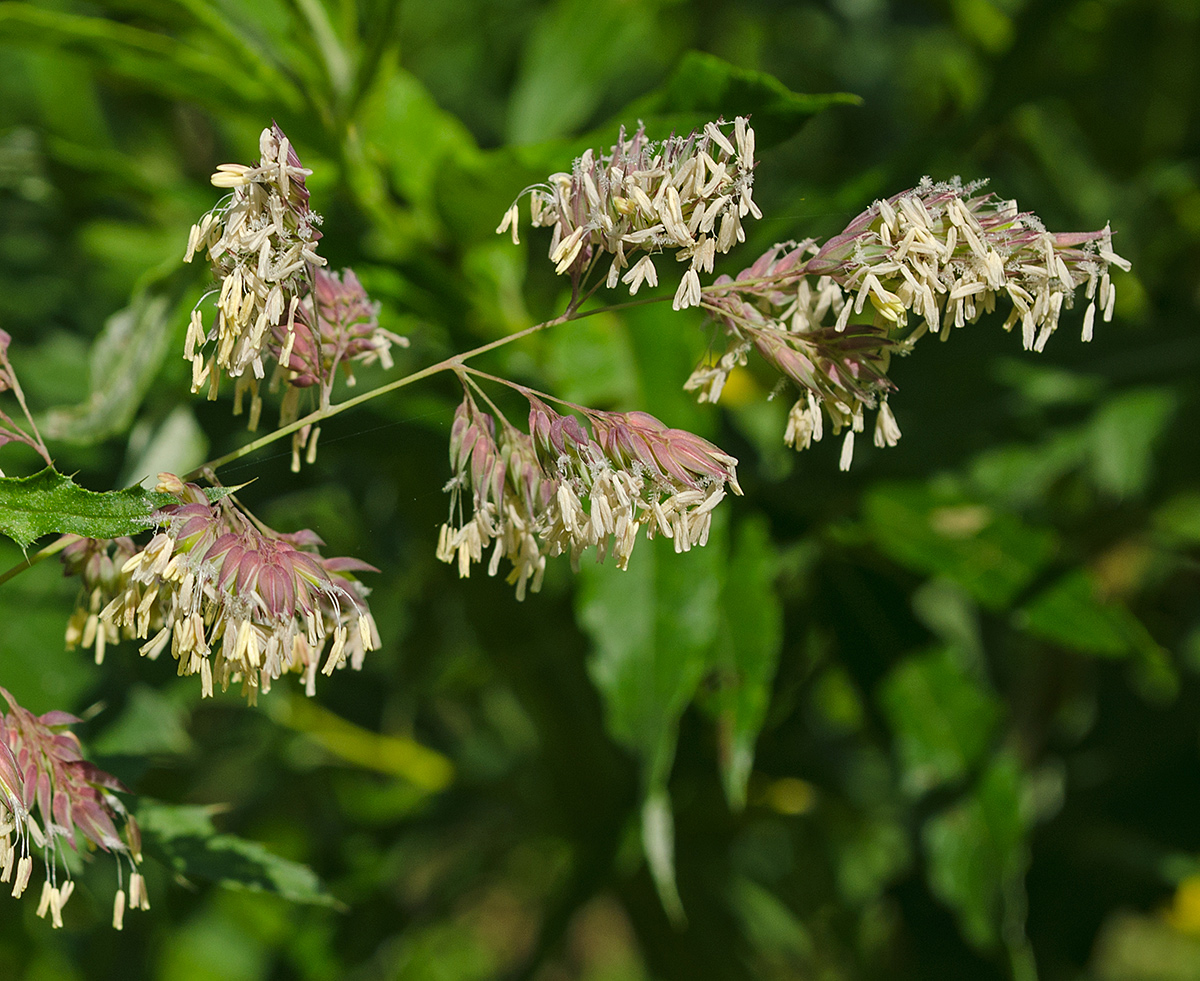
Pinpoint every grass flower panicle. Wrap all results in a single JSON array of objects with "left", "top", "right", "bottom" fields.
[
  {"left": 689, "top": 178, "right": 1130, "bottom": 467},
  {"left": 0, "top": 687, "right": 143, "bottom": 929},
  {"left": 63, "top": 475, "right": 380, "bottom": 702},
  {"left": 497, "top": 117, "right": 759, "bottom": 308},
  {"left": 802, "top": 177, "right": 1131, "bottom": 350},
  {"left": 230, "top": 266, "right": 408, "bottom": 470},
  {"left": 438, "top": 388, "right": 741, "bottom": 596},
  {"left": 184, "top": 124, "right": 325, "bottom": 399}
]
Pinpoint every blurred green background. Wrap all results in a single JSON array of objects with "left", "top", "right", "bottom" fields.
[{"left": 0, "top": 0, "right": 1198, "bottom": 979}]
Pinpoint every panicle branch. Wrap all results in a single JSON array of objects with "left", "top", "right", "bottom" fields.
[
  {"left": 0, "top": 329, "right": 53, "bottom": 472},
  {"left": 62, "top": 475, "right": 380, "bottom": 703}
]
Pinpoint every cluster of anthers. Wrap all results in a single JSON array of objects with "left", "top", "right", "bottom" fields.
[
  {"left": 497, "top": 117, "right": 759, "bottom": 310},
  {"left": 689, "top": 177, "right": 1131, "bottom": 469},
  {"left": 0, "top": 687, "right": 146, "bottom": 930},
  {"left": 184, "top": 124, "right": 323, "bottom": 395},
  {"left": 185, "top": 127, "right": 405, "bottom": 468},
  {"left": 437, "top": 388, "right": 741, "bottom": 599},
  {"left": 63, "top": 474, "right": 380, "bottom": 703}
]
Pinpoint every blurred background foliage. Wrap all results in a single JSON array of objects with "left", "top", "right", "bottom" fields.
[{"left": 0, "top": 0, "right": 1197, "bottom": 978}]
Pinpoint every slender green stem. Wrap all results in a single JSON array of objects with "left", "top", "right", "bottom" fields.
[
  {"left": 0, "top": 534, "right": 78, "bottom": 588},
  {"left": 190, "top": 295, "right": 664, "bottom": 478}
]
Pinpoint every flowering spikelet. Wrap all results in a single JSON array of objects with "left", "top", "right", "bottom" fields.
[
  {"left": 63, "top": 475, "right": 380, "bottom": 702},
  {"left": 183, "top": 124, "right": 325, "bottom": 396},
  {"left": 225, "top": 266, "right": 408, "bottom": 470},
  {"left": 270, "top": 268, "right": 407, "bottom": 391},
  {"left": 804, "top": 177, "right": 1131, "bottom": 349},
  {"left": 497, "top": 117, "right": 759, "bottom": 309},
  {"left": 437, "top": 392, "right": 741, "bottom": 595},
  {"left": 0, "top": 687, "right": 144, "bottom": 929},
  {"left": 689, "top": 178, "right": 1131, "bottom": 467}
]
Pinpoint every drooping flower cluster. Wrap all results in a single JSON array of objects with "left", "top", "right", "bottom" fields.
[
  {"left": 63, "top": 475, "right": 380, "bottom": 703},
  {"left": 0, "top": 687, "right": 146, "bottom": 930},
  {"left": 183, "top": 124, "right": 325, "bottom": 397},
  {"left": 437, "top": 390, "right": 741, "bottom": 598},
  {"left": 690, "top": 177, "right": 1131, "bottom": 468},
  {"left": 497, "top": 118, "right": 759, "bottom": 310}
]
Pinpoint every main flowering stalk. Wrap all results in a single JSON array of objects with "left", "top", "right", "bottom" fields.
[
  {"left": 63, "top": 475, "right": 380, "bottom": 703},
  {"left": 437, "top": 386, "right": 741, "bottom": 598}
]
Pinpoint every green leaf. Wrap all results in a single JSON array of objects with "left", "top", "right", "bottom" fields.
[
  {"left": 137, "top": 800, "right": 341, "bottom": 907},
  {"left": 268, "top": 693, "right": 455, "bottom": 792},
  {"left": 0, "top": 5, "right": 296, "bottom": 113},
  {"left": 91, "top": 684, "right": 193, "bottom": 758},
  {"left": 579, "top": 524, "right": 724, "bottom": 780},
  {"left": 1017, "top": 569, "right": 1160, "bottom": 660},
  {"left": 1086, "top": 387, "right": 1177, "bottom": 500},
  {"left": 354, "top": 63, "right": 480, "bottom": 254},
  {"left": 507, "top": 0, "right": 675, "bottom": 144},
  {"left": 0, "top": 468, "right": 162, "bottom": 549},
  {"left": 967, "top": 431, "right": 1088, "bottom": 508},
  {"left": 923, "top": 753, "right": 1030, "bottom": 951},
  {"left": 617, "top": 51, "right": 861, "bottom": 150},
  {"left": 41, "top": 277, "right": 189, "bottom": 444},
  {"left": 0, "top": 540, "right": 93, "bottom": 714},
  {"left": 578, "top": 518, "right": 726, "bottom": 919},
  {"left": 708, "top": 517, "right": 784, "bottom": 810},
  {"left": 859, "top": 482, "right": 1058, "bottom": 609},
  {"left": 829, "top": 810, "right": 912, "bottom": 905},
  {"left": 879, "top": 646, "right": 1002, "bottom": 796},
  {"left": 1154, "top": 492, "right": 1200, "bottom": 545},
  {"left": 542, "top": 310, "right": 640, "bottom": 409}
]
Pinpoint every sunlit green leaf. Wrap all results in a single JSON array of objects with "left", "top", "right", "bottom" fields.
[
  {"left": 507, "top": 0, "right": 673, "bottom": 144},
  {"left": 578, "top": 520, "right": 726, "bottom": 918},
  {"left": 356, "top": 63, "right": 480, "bottom": 254},
  {"left": 0, "top": 469, "right": 233, "bottom": 549},
  {"left": 0, "top": 468, "right": 161, "bottom": 548}
]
